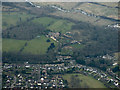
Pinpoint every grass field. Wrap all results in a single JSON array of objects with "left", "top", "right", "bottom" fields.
[
  {"left": 3, "top": 36, "right": 58, "bottom": 55},
  {"left": 75, "top": 3, "right": 117, "bottom": 19},
  {"left": 3, "top": 39, "right": 27, "bottom": 53},
  {"left": 34, "top": 2, "right": 117, "bottom": 26},
  {"left": 62, "top": 74, "right": 106, "bottom": 88},
  {"left": 31, "top": 17, "right": 57, "bottom": 27},
  {"left": 51, "top": 11, "right": 115, "bottom": 27},
  {"left": 34, "top": 2, "right": 78, "bottom": 10},
  {"left": 47, "top": 20, "right": 74, "bottom": 34},
  {"left": 99, "top": 2, "right": 118, "bottom": 8},
  {"left": 22, "top": 36, "right": 57, "bottom": 55},
  {"left": 2, "top": 12, "right": 35, "bottom": 30},
  {"left": 31, "top": 17, "right": 75, "bottom": 34}
]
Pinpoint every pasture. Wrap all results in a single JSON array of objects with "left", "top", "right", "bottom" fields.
[
  {"left": 2, "top": 12, "right": 35, "bottom": 30},
  {"left": 31, "top": 17, "right": 75, "bottom": 34},
  {"left": 62, "top": 73, "right": 106, "bottom": 88},
  {"left": 3, "top": 36, "right": 58, "bottom": 55}
]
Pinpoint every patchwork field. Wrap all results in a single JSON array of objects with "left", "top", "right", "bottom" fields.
[
  {"left": 22, "top": 36, "right": 57, "bottom": 55},
  {"left": 3, "top": 36, "right": 58, "bottom": 55},
  {"left": 31, "top": 17, "right": 75, "bottom": 34},
  {"left": 50, "top": 11, "right": 115, "bottom": 27},
  {"left": 62, "top": 74, "right": 106, "bottom": 88},
  {"left": 3, "top": 39, "right": 27, "bottom": 53},
  {"left": 33, "top": 2, "right": 78, "bottom": 10},
  {"left": 2, "top": 12, "right": 35, "bottom": 30},
  {"left": 31, "top": 17, "right": 57, "bottom": 27},
  {"left": 33, "top": 2, "right": 117, "bottom": 26},
  {"left": 47, "top": 20, "right": 74, "bottom": 34},
  {"left": 2, "top": 2, "right": 119, "bottom": 88},
  {"left": 75, "top": 3, "right": 118, "bottom": 19}
]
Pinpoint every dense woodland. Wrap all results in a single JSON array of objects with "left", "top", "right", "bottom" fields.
[{"left": 3, "top": 22, "right": 50, "bottom": 40}]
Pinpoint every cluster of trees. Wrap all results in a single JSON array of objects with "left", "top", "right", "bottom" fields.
[
  {"left": 72, "top": 22, "right": 118, "bottom": 54},
  {"left": 47, "top": 43, "right": 55, "bottom": 51},
  {"left": 2, "top": 22, "right": 51, "bottom": 40},
  {"left": 2, "top": 51, "right": 56, "bottom": 64},
  {"left": 19, "top": 42, "right": 28, "bottom": 52},
  {"left": 70, "top": 75, "right": 81, "bottom": 88},
  {"left": 112, "top": 66, "right": 119, "bottom": 73},
  {"left": 73, "top": 48, "right": 114, "bottom": 71},
  {"left": 71, "top": 22, "right": 118, "bottom": 71},
  {"left": 70, "top": 75, "right": 88, "bottom": 88},
  {"left": 2, "top": 2, "right": 17, "bottom": 8},
  {"left": 72, "top": 42, "right": 116, "bottom": 71}
]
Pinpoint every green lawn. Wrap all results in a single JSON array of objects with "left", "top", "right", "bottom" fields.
[
  {"left": 2, "top": 12, "right": 35, "bottom": 30},
  {"left": 62, "top": 74, "right": 106, "bottom": 88},
  {"left": 3, "top": 36, "right": 57, "bottom": 55}
]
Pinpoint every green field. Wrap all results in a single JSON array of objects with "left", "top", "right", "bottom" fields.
[
  {"left": 50, "top": 2, "right": 117, "bottom": 27},
  {"left": 3, "top": 39, "right": 27, "bottom": 52},
  {"left": 22, "top": 36, "right": 57, "bottom": 55},
  {"left": 34, "top": 2, "right": 78, "bottom": 10},
  {"left": 31, "top": 17, "right": 57, "bottom": 27},
  {"left": 31, "top": 17, "right": 75, "bottom": 34},
  {"left": 75, "top": 3, "right": 117, "bottom": 19},
  {"left": 3, "top": 36, "right": 57, "bottom": 55},
  {"left": 47, "top": 20, "right": 74, "bottom": 34},
  {"left": 62, "top": 74, "right": 106, "bottom": 88},
  {"left": 2, "top": 12, "right": 35, "bottom": 30}
]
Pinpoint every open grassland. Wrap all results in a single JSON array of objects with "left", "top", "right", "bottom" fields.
[
  {"left": 22, "top": 36, "right": 57, "bottom": 55},
  {"left": 31, "top": 17, "right": 75, "bottom": 34},
  {"left": 2, "top": 12, "right": 35, "bottom": 30},
  {"left": 75, "top": 3, "right": 118, "bottom": 19},
  {"left": 3, "top": 39, "right": 27, "bottom": 53},
  {"left": 34, "top": 2, "right": 117, "bottom": 25},
  {"left": 3, "top": 36, "right": 57, "bottom": 55},
  {"left": 47, "top": 20, "right": 74, "bottom": 34},
  {"left": 62, "top": 74, "right": 106, "bottom": 88},
  {"left": 34, "top": 2, "right": 78, "bottom": 10},
  {"left": 50, "top": 11, "right": 115, "bottom": 27},
  {"left": 99, "top": 2, "right": 118, "bottom": 7},
  {"left": 31, "top": 17, "right": 57, "bottom": 27}
]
